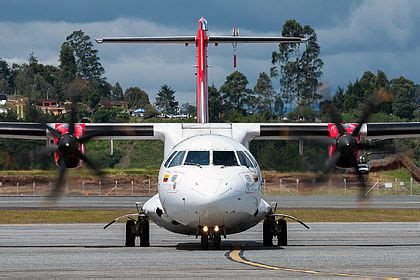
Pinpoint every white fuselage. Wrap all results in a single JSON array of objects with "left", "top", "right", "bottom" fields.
[{"left": 143, "top": 134, "right": 271, "bottom": 235}]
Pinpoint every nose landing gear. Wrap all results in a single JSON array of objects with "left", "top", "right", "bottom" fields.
[
  {"left": 103, "top": 203, "right": 150, "bottom": 247},
  {"left": 125, "top": 215, "right": 150, "bottom": 247},
  {"left": 199, "top": 226, "right": 223, "bottom": 250}
]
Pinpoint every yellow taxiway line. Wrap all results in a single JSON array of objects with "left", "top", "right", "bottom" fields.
[{"left": 228, "top": 250, "right": 400, "bottom": 279}]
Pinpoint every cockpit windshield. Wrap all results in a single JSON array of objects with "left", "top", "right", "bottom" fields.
[
  {"left": 168, "top": 151, "right": 186, "bottom": 168},
  {"left": 164, "top": 151, "right": 178, "bottom": 167},
  {"left": 237, "top": 151, "right": 254, "bottom": 168},
  {"left": 185, "top": 151, "right": 209, "bottom": 166},
  {"left": 213, "top": 151, "right": 239, "bottom": 166}
]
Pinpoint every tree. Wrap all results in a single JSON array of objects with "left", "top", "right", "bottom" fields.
[
  {"left": 208, "top": 84, "right": 225, "bottom": 122},
  {"left": 124, "top": 87, "right": 150, "bottom": 109},
  {"left": 14, "top": 53, "right": 59, "bottom": 103},
  {"left": 374, "top": 70, "right": 392, "bottom": 114},
  {"left": 297, "top": 25, "right": 323, "bottom": 106},
  {"left": 219, "top": 71, "right": 253, "bottom": 111},
  {"left": 271, "top": 19, "right": 303, "bottom": 110},
  {"left": 59, "top": 42, "right": 77, "bottom": 85},
  {"left": 65, "top": 30, "right": 104, "bottom": 80},
  {"left": 143, "top": 103, "right": 160, "bottom": 119},
  {"left": 375, "top": 70, "right": 389, "bottom": 89},
  {"left": 271, "top": 20, "right": 323, "bottom": 108},
  {"left": 287, "top": 105, "right": 319, "bottom": 122},
  {"left": 332, "top": 87, "right": 345, "bottom": 112},
  {"left": 112, "top": 81, "right": 123, "bottom": 100},
  {"left": 155, "top": 84, "right": 178, "bottom": 114},
  {"left": 92, "top": 107, "right": 129, "bottom": 123},
  {"left": 180, "top": 103, "right": 196, "bottom": 116},
  {"left": 390, "top": 76, "right": 416, "bottom": 119},
  {"left": 83, "top": 79, "right": 111, "bottom": 109},
  {"left": 0, "top": 59, "right": 14, "bottom": 95},
  {"left": 253, "top": 72, "right": 283, "bottom": 117}
]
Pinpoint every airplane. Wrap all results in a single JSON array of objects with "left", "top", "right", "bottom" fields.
[{"left": 0, "top": 18, "right": 419, "bottom": 249}]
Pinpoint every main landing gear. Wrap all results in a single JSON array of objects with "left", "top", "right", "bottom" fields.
[
  {"left": 263, "top": 212, "right": 310, "bottom": 246},
  {"left": 103, "top": 203, "right": 150, "bottom": 247},
  {"left": 263, "top": 216, "right": 287, "bottom": 246},
  {"left": 125, "top": 214, "right": 150, "bottom": 247},
  {"left": 199, "top": 226, "right": 222, "bottom": 250}
]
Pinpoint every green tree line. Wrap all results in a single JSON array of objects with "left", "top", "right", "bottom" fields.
[{"left": 0, "top": 19, "right": 418, "bottom": 171}]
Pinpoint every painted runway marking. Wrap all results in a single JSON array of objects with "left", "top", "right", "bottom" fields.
[{"left": 227, "top": 249, "right": 401, "bottom": 279}]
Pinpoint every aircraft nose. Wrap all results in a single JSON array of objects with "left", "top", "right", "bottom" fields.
[
  {"left": 193, "top": 177, "right": 230, "bottom": 198},
  {"left": 161, "top": 169, "right": 259, "bottom": 227}
]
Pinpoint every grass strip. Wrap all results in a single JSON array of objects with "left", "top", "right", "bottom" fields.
[{"left": 0, "top": 209, "right": 419, "bottom": 224}]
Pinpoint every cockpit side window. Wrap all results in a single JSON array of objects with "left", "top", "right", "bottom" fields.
[
  {"left": 184, "top": 151, "right": 210, "bottom": 166},
  {"left": 164, "top": 151, "right": 178, "bottom": 167},
  {"left": 168, "top": 151, "right": 186, "bottom": 167},
  {"left": 213, "top": 151, "right": 239, "bottom": 166},
  {"left": 237, "top": 151, "right": 254, "bottom": 168},
  {"left": 244, "top": 150, "right": 258, "bottom": 167}
]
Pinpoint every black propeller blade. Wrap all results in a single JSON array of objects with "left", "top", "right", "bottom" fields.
[
  {"left": 29, "top": 89, "right": 107, "bottom": 201},
  {"left": 314, "top": 90, "right": 392, "bottom": 201}
]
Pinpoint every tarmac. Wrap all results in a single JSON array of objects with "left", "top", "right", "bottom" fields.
[
  {"left": 0, "top": 222, "right": 419, "bottom": 278},
  {"left": 0, "top": 195, "right": 420, "bottom": 209}
]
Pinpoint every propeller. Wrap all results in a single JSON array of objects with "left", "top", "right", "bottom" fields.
[
  {"left": 316, "top": 90, "right": 393, "bottom": 200},
  {"left": 30, "top": 85, "right": 105, "bottom": 200}
]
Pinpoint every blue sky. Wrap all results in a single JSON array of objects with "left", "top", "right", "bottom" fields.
[{"left": 1, "top": 0, "right": 419, "bottom": 104}]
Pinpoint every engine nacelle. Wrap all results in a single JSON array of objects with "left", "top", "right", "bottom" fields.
[
  {"left": 53, "top": 123, "right": 86, "bottom": 168},
  {"left": 328, "top": 123, "right": 361, "bottom": 169}
]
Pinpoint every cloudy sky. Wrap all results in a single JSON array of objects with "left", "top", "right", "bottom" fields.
[{"left": 1, "top": 0, "right": 419, "bottom": 104}]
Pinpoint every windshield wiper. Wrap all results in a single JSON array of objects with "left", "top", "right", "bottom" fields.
[{"left": 185, "top": 162, "right": 203, "bottom": 168}]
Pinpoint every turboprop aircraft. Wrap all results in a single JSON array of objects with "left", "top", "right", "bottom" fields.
[{"left": 0, "top": 18, "right": 419, "bottom": 249}]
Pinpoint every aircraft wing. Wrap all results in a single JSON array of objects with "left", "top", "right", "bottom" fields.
[
  {"left": 0, "top": 122, "right": 47, "bottom": 140},
  {"left": 0, "top": 122, "right": 161, "bottom": 140},
  {"left": 256, "top": 123, "right": 329, "bottom": 140},
  {"left": 1, "top": 122, "right": 419, "bottom": 141},
  {"left": 252, "top": 122, "right": 420, "bottom": 141},
  {"left": 364, "top": 122, "right": 420, "bottom": 139}
]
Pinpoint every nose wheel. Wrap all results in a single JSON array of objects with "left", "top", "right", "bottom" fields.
[
  {"left": 200, "top": 228, "right": 222, "bottom": 250},
  {"left": 201, "top": 233, "right": 209, "bottom": 250}
]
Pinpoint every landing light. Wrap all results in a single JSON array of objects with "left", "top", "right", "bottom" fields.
[
  {"left": 214, "top": 225, "right": 219, "bottom": 232},
  {"left": 203, "top": 226, "right": 208, "bottom": 232}
]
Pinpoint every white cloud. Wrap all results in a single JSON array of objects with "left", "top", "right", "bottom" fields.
[
  {"left": 1, "top": 2, "right": 420, "bottom": 106},
  {"left": 315, "top": 0, "right": 420, "bottom": 90},
  {"left": 0, "top": 18, "right": 279, "bottom": 105},
  {"left": 318, "top": 0, "right": 420, "bottom": 54}
]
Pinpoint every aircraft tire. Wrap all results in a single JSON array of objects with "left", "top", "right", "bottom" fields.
[
  {"left": 125, "top": 220, "right": 136, "bottom": 247},
  {"left": 139, "top": 220, "right": 150, "bottom": 247},
  {"left": 263, "top": 219, "right": 273, "bottom": 246},
  {"left": 213, "top": 233, "right": 221, "bottom": 250},
  {"left": 277, "top": 219, "right": 287, "bottom": 246},
  {"left": 201, "top": 233, "right": 209, "bottom": 250}
]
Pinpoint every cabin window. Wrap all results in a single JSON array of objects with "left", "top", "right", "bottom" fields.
[
  {"left": 184, "top": 151, "right": 210, "bottom": 166},
  {"left": 213, "top": 151, "right": 239, "bottom": 166},
  {"left": 168, "top": 151, "right": 186, "bottom": 167},
  {"left": 237, "top": 151, "right": 254, "bottom": 168},
  {"left": 164, "top": 151, "right": 178, "bottom": 167}
]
